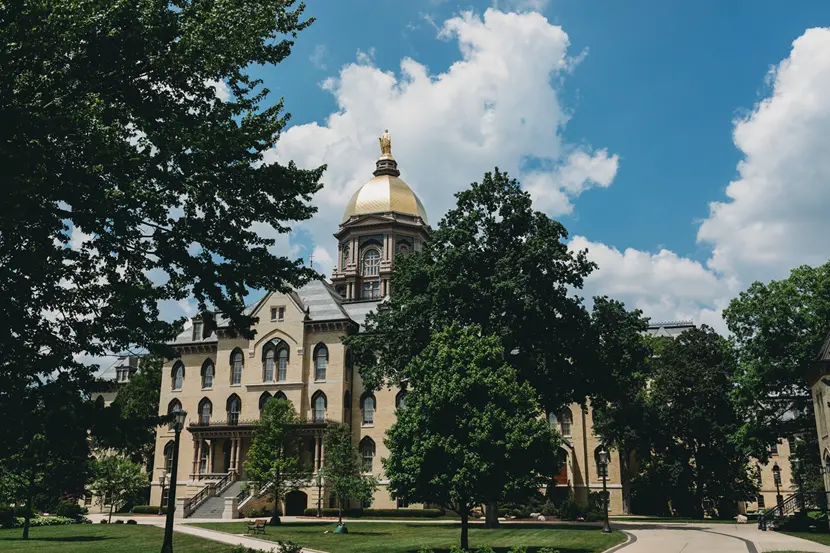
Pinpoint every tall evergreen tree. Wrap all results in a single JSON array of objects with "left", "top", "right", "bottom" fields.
[{"left": 384, "top": 325, "right": 560, "bottom": 550}]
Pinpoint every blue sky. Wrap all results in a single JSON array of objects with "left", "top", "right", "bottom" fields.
[{"left": 231, "top": 1, "right": 830, "bottom": 330}]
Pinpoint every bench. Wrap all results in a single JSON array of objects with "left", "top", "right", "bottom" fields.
[{"left": 246, "top": 519, "right": 266, "bottom": 535}]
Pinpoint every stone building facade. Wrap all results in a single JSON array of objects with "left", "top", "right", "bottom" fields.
[{"left": 809, "top": 332, "right": 830, "bottom": 498}]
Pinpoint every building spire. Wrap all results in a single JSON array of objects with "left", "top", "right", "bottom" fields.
[{"left": 374, "top": 128, "right": 400, "bottom": 177}]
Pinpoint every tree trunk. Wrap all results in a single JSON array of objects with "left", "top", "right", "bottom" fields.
[
  {"left": 108, "top": 501, "right": 114, "bottom": 524},
  {"left": 485, "top": 501, "right": 499, "bottom": 528},
  {"left": 338, "top": 495, "right": 343, "bottom": 524},
  {"left": 460, "top": 509, "right": 469, "bottom": 551},
  {"left": 271, "top": 493, "right": 282, "bottom": 526},
  {"left": 619, "top": 447, "right": 632, "bottom": 515},
  {"left": 22, "top": 480, "right": 33, "bottom": 540}
]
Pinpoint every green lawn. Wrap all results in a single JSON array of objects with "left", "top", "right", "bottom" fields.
[
  {"left": 194, "top": 521, "right": 626, "bottom": 553},
  {"left": 781, "top": 531, "right": 830, "bottom": 546},
  {"left": 0, "top": 524, "right": 237, "bottom": 552}
]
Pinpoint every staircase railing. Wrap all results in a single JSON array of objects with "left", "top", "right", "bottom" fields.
[
  {"left": 184, "top": 472, "right": 236, "bottom": 517},
  {"left": 758, "top": 491, "right": 829, "bottom": 530},
  {"left": 215, "top": 472, "right": 235, "bottom": 496}
]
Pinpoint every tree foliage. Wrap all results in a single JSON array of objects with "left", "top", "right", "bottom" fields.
[
  {"left": 88, "top": 456, "right": 148, "bottom": 523},
  {"left": 0, "top": 0, "right": 323, "bottom": 473},
  {"left": 346, "top": 168, "right": 595, "bottom": 412},
  {"left": 320, "top": 424, "right": 377, "bottom": 524},
  {"left": 384, "top": 325, "right": 560, "bottom": 550},
  {"left": 588, "top": 297, "right": 652, "bottom": 514},
  {"left": 244, "top": 398, "right": 310, "bottom": 525}
]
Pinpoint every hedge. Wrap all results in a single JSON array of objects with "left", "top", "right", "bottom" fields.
[
  {"left": 301, "top": 508, "right": 443, "bottom": 518},
  {"left": 14, "top": 516, "right": 77, "bottom": 527},
  {"left": 131, "top": 505, "right": 167, "bottom": 514}
]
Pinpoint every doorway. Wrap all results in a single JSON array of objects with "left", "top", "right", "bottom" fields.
[{"left": 284, "top": 490, "right": 308, "bottom": 516}]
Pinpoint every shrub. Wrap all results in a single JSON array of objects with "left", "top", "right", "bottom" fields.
[
  {"left": 300, "top": 507, "right": 443, "bottom": 518},
  {"left": 126, "top": 519, "right": 137, "bottom": 524},
  {"left": 114, "top": 519, "right": 124, "bottom": 524},
  {"left": 507, "top": 547, "right": 527, "bottom": 553},
  {"left": 131, "top": 505, "right": 166, "bottom": 514},
  {"left": 0, "top": 505, "right": 15, "bottom": 529},
  {"left": 557, "top": 490, "right": 584, "bottom": 521},
  {"left": 15, "top": 516, "right": 75, "bottom": 527},
  {"left": 538, "top": 549, "right": 561, "bottom": 553},
  {"left": 100, "top": 519, "right": 108, "bottom": 524},
  {"left": 418, "top": 547, "right": 436, "bottom": 553},
  {"left": 246, "top": 507, "right": 280, "bottom": 518},
  {"left": 55, "top": 500, "right": 87, "bottom": 519},
  {"left": 274, "top": 540, "right": 302, "bottom": 553}
]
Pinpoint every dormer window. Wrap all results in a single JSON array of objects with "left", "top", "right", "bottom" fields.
[{"left": 192, "top": 321, "right": 203, "bottom": 341}]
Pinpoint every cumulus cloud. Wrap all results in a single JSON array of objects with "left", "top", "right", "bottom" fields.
[{"left": 525, "top": 149, "right": 619, "bottom": 215}]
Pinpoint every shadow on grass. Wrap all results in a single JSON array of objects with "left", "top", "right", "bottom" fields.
[{"left": 0, "top": 536, "right": 113, "bottom": 543}]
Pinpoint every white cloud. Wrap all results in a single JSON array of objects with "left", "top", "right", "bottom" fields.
[
  {"left": 492, "top": 0, "right": 551, "bottom": 14},
  {"left": 311, "top": 245, "right": 334, "bottom": 277},
  {"left": 309, "top": 44, "right": 328, "bottom": 70},
  {"left": 270, "top": 8, "right": 616, "bottom": 265},
  {"left": 206, "top": 79, "right": 231, "bottom": 102}
]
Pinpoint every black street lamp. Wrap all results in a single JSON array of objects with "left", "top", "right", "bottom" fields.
[
  {"left": 772, "top": 464, "right": 782, "bottom": 517},
  {"left": 161, "top": 409, "right": 187, "bottom": 553},
  {"left": 157, "top": 473, "right": 168, "bottom": 516},
  {"left": 598, "top": 448, "right": 611, "bottom": 534}
]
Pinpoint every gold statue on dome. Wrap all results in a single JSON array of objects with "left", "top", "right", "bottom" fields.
[{"left": 379, "top": 129, "right": 392, "bottom": 156}]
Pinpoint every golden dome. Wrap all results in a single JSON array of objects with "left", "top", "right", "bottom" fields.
[
  {"left": 341, "top": 130, "right": 428, "bottom": 224},
  {"left": 342, "top": 174, "right": 429, "bottom": 224}
]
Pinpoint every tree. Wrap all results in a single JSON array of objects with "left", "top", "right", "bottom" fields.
[
  {"left": 588, "top": 297, "right": 652, "bottom": 515},
  {"left": 320, "top": 424, "right": 377, "bottom": 526},
  {"left": 1, "top": 0, "right": 323, "bottom": 481},
  {"left": 88, "top": 456, "right": 148, "bottom": 523},
  {"left": 646, "top": 326, "right": 756, "bottom": 518},
  {"left": 244, "top": 398, "right": 310, "bottom": 525},
  {"left": 345, "top": 169, "right": 594, "bottom": 525},
  {"left": 384, "top": 325, "right": 560, "bottom": 550},
  {"left": 723, "top": 263, "right": 830, "bottom": 467}
]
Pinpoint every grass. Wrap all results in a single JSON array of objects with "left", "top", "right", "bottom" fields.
[
  {"left": 194, "top": 521, "right": 626, "bottom": 553},
  {"left": 780, "top": 531, "right": 830, "bottom": 546},
  {"left": 0, "top": 524, "right": 238, "bottom": 552}
]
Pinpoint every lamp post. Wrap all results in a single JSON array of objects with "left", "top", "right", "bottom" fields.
[
  {"left": 772, "top": 464, "right": 782, "bottom": 517},
  {"left": 598, "top": 448, "right": 611, "bottom": 534},
  {"left": 161, "top": 409, "right": 187, "bottom": 553},
  {"left": 157, "top": 473, "right": 168, "bottom": 516}
]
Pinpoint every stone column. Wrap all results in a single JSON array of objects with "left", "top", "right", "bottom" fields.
[
  {"left": 175, "top": 497, "right": 188, "bottom": 520},
  {"left": 231, "top": 438, "right": 238, "bottom": 471},
  {"left": 223, "top": 496, "right": 238, "bottom": 520},
  {"left": 320, "top": 432, "right": 325, "bottom": 468},
  {"left": 194, "top": 439, "right": 202, "bottom": 477},
  {"left": 191, "top": 438, "right": 199, "bottom": 478}
]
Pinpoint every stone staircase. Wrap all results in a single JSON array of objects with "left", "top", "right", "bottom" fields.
[{"left": 189, "top": 481, "right": 246, "bottom": 519}]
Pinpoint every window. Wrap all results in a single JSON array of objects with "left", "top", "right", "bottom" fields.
[
  {"left": 818, "top": 391, "right": 828, "bottom": 436},
  {"left": 312, "top": 392, "right": 327, "bottom": 423},
  {"left": 277, "top": 347, "right": 288, "bottom": 381},
  {"left": 395, "top": 391, "right": 406, "bottom": 410},
  {"left": 84, "top": 495, "right": 92, "bottom": 506},
  {"left": 192, "top": 321, "right": 203, "bottom": 341},
  {"left": 362, "top": 497, "right": 372, "bottom": 509},
  {"left": 770, "top": 441, "right": 779, "bottom": 455},
  {"left": 164, "top": 440, "right": 175, "bottom": 473},
  {"left": 172, "top": 362, "right": 184, "bottom": 390},
  {"left": 361, "top": 394, "right": 376, "bottom": 425},
  {"left": 397, "top": 497, "right": 410, "bottom": 508},
  {"left": 560, "top": 409, "right": 573, "bottom": 437},
  {"left": 264, "top": 348, "right": 275, "bottom": 382},
  {"left": 230, "top": 349, "right": 243, "bottom": 385},
  {"left": 329, "top": 493, "right": 337, "bottom": 509},
  {"left": 314, "top": 344, "right": 328, "bottom": 381},
  {"left": 360, "top": 438, "right": 376, "bottom": 472},
  {"left": 227, "top": 395, "right": 241, "bottom": 425},
  {"left": 362, "top": 248, "right": 380, "bottom": 277},
  {"left": 278, "top": 307, "right": 285, "bottom": 321},
  {"left": 199, "top": 441, "right": 209, "bottom": 473},
  {"left": 362, "top": 280, "right": 380, "bottom": 299},
  {"left": 259, "top": 392, "right": 272, "bottom": 411},
  {"left": 275, "top": 391, "right": 288, "bottom": 402},
  {"left": 757, "top": 495, "right": 766, "bottom": 509},
  {"left": 167, "top": 400, "right": 182, "bottom": 430},
  {"left": 117, "top": 368, "right": 129, "bottom": 382},
  {"left": 547, "top": 412, "right": 558, "bottom": 430},
  {"left": 162, "top": 487, "right": 170, "bottom": 508},
  {"left": 341, "top": 243, "right": 350, "bottom": 270},
  {"left": 270, "top": 307, "right": 277, "bottom": 321},
  {"left": 201, "top": 360, "right": 214, "bottom": 389},
  {"left": 198, "top": 398, "right": 212, "bottom": 425},
  {"left": 397, "top": 243, "right": 410, "bottom": 254}
]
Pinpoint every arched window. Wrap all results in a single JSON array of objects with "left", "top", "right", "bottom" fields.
[
  {"left": 198, "top": 398, "right": 212, "bottom": 425},
  {"left": 201, "top": 360, "right": 214, "bottom": 389},
  {"left": 227, "top": 394, "right": 241, "bottom": 425},
  {"left": 278, "top": 346, "right": 289, "bottom": 381},
  {"left": 275, "top": 391, "right": 288, "bottom": 402},
  {"left": 362, "top": 248, "right": 380, "bottom": 277},
  {"left": 199, "top": 440, "right": 209, "bottom": 473},
  {"left": 341, "top": 243, "right": 350, "bottom": 270},
  {"left": 361, "top": 393, "right": 376, "bottom": 425},
  {"left": 360, "top": 437, "right": 376, "bottom": 472},
  {"left": 167, "top": 399, "right": 182, "bottom": 430},
  {"left": 314, "top": 344, "right": 328, "bottom": 381},
  {"left": 395, "top": 391, "right": 406, "bottom": 410},
  {"left": 312, "top": 391, "right": 327, "bottom": 423},
  {"left": 230, "top": 349, "right": 243, "bottom": 385},
  {"left": 547, "top": 412, "right": 558, "bottom": 431},
  {"left": 263, "top": 348, "right": 275, "bottom": 382},
  {"left": 259, "top": 392, "right": 272, "bottom": 411},
  {"left": 163, "top": 440, "right": 175, "bottom": 473},
  {"left": 172, "top": 362, "right": 184, "bottom": 390},
  {"left": 560, "top": 409, "right": 573, "bottom": 437}
]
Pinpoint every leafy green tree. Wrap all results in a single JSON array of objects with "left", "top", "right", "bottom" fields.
[
  {"left": 345, "top": 169, "right": 593, "bottom": 525},
  {"left": 1, "top": 0, "right": 323, "bottom": 481},
  {"left": 384, "top": 325, "right": 560, "bottom": 550},
  {"left": 88, "top": 456, "right": 148, "bottom": 523},
  {"left": 723, "top": 263, "right": 830, "bottom": 471},
  {"left": 244, "top": 398, "right": 310, "bottom": 525},
  {"left": 646, "top": 326, "right": 756, "bottom": 518},
  {"left": 320, "top": 424, "right": 377, "bottom": 525},
  {"left": 588, "top": 297, "right": 652, "bottom": 515}
]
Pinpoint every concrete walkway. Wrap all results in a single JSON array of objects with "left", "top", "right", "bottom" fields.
[{"left": 615, "top": 521, "right": 830, "bottom": 553}]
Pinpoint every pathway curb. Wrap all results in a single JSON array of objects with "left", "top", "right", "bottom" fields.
[{"left": 602, "top": 530, "right": 636, "bottom": 553}]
